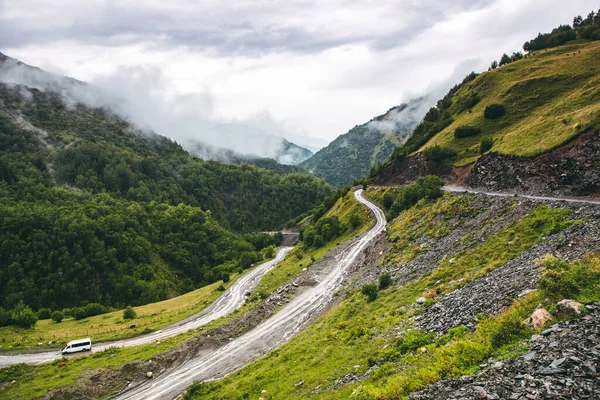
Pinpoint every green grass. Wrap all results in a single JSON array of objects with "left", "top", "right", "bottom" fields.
[
  {"left": 182, "top": 195, "right": 578, "bottom": 400},
  {"left": 420, "top": 40, "right": 600, "bottom": 166},
  {"left": 0, "top": 272, "right": 247, "bottom": 353}
]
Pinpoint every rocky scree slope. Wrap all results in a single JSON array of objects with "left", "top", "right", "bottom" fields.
[{"left": 410, "top": 303, "right": 600, "bottom": 400}]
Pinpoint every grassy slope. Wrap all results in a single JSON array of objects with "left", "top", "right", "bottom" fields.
[
  {"left": 0, "top": 276, "right": 234, "bottom": 353},
  {"left": 421, "top": 40, "right": 600, "bottom": 166},
  {"left": 182, "top": 191, "right": 594, "bottom": 400}
]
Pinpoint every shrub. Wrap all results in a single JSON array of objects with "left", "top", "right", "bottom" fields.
[
  {"left": 11, "top": 301, "right": 38, "bottom": 329},
  {"left": 396, "top": 329, "right": 435, "bottom": 354},
  {"left": 51, "top": 311, "right": 64, "bottom": 323},
  {"left": 423, "top": 145, "right": 456, "bottom": 162},
  {"left": 361, "top": 284, "right": 379, "bottom": 302},
  {"left": 216, "top": 284, "right": 226, "bottom": 292},
  {"left": 222, "top": 273, "right": 231, "bottom": 283},
  {"left": 484, "top": 104, "right": 506, "bottom": 119},
  {"left": 539, "top": 255, "right": 599, "bottom": 300},
  {"left": 123, "top": 306, "right": 136, "bottom": 320},
  {"left": 379, "top": 273, "right": 392, "bottom": 290},
  {"left": 480, "top": 137, "right": 494, "bottom": 154},
  {"left": 454, "top": 125, "right": 481, "bottom": 138},
  {"left": 37, "top": 308, "right": 52, "bottom": 320}
]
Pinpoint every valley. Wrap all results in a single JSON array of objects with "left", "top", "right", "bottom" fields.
[{"left": 1, "top": 6, "right": 600, "bottom": 400}]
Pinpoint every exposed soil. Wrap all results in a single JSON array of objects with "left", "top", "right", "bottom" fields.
[
  {"left": 371, "top": 153, "right": 456, "bottom": 186},
  {"left": 466, "top": 130, "right": 600, "bottom": 198}
]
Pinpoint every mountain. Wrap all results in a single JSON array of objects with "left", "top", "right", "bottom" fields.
[
  {"left": 374, "top": 39, "right": 600, "bottom": 198},
  {"left": 183, "top": 123, "right": 313, "bottom": 165},
  {"left": 0, "top": 52, "right": 334, "bottom": 311},
  {"left": 300, "top": 98, "right": 428, "bottom": 186}
]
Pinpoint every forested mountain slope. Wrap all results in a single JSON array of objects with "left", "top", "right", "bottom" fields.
[
  {"left": 0, "top": 55, "right": 333, "bottom": 312},
  {"left": 300, "top": 99, "right": 426, "bottom": 187}
]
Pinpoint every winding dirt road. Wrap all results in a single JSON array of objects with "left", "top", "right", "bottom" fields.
[
  {"left": 444, "top": 185, "right": 600, "bottom": 205},
  {"left": 111, "top": 189, "right": 387, "bottom": 400},
  {"left": 0, "top": 246, "right": 294, "bottom": 368}
]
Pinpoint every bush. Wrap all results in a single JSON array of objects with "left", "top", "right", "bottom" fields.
[
  {"left": 454, "top": 125, "right": 481, "bottom": 138},
  {"left": 484, "top": 104, "right": 506, "bottom": 119},
  {"left": 480, "top": 137, "right": 494, "bottom": 154},
  {"left": 379, "top": 273, "right": 392, "bottom": 290},
  {"left": 37, "top": 308, "right": 52, "bottom": 320},
  {"left": 51, "top": 310, "right": 64, "bottom": 323},
  {"left": 423, "top": 145, "right": 456, "bottom": 162},
  {"left": 361, "top": 284, "right": 379, "bottom": 302},
  {"left": 396, "top": 329, "right": 434, "bottom": 354},
  {"left": 11, "top": 301, "right": 38, "bottom": 329},
  {"left": 123, "top": 306, "right": 136, "bottom": 320},
  {"left": 222, "top": 273, "right": 231, "bottom": 283},
  {"left": 387, "top": 175, "right": 445, "bottom": 221}
]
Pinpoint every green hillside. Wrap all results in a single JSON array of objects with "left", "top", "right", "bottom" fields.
[
  {"left": 421, "top": 40, "right": 600, "bottom": 166},
  {"left": 0, "top": 56, "right": 333, "bottom": 313},
  {"left": 300, "top": 100, "right": 425, "bottom": 187}
]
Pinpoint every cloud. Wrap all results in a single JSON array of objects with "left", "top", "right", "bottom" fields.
[
  {"left": 0, "top": 56, "right": 313, "bottom": 164},
  {"left": 0, "top": 0, "right": 497, "bottom": 55}
]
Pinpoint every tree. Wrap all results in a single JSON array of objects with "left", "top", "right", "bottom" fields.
[
  {"left": 480, "top": 137, "right": 494, "bottom": 154},
  {"left": 361, "top": 284, "right": 379, "bottom": 302},
  {"left": 423, "top": 145, "right": 456, "bottom": 162},
  {"left": 37, "top": 308, "right": 52, "bottom": 320},
  {"left": 123, "top": 306, "right": 136, "bottom": 320},
  {"left": 454, "top": 125, "right": 482, "bottom": 138},
  {"left": 573, "top": 15, "right": 583, "bottom": 28},
  {"left": 499, "top": 53, "right": 511, "bottom": 66},
  {"left": 52, "top": 311, "right": 64, "bottom": 323},
  {"left": 490, "top": 60, "right": 498, "bottom": 70},
  {"left": 11, "top": 301, "right": 38, "bottom": 329},
  {"left": 484, "top": 104, "right": 506, "bottom": 119},
  {"left": 379, "top": 273, "right": 392, "bottom": 290}
]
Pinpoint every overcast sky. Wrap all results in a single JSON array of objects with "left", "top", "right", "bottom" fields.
[{"left": 1, "top": 0, "right": 598, "bottom": 143}]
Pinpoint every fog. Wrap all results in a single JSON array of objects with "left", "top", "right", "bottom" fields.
[{"left": 0, "top": 53, "right": 315, "bottom": 164}]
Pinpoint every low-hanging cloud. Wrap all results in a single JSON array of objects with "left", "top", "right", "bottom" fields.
[{"left": 0, "top": 54, "right": 314, "bottom": 164}]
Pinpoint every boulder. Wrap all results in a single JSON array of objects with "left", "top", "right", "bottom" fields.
[
  {"left": 146, "top": 372, "right": 153, "bottom": 378},
  {"left": 556, "top": 299, "right": 585, "bottom": 316},
  {"left": 415, "top": 297, "right": 426, "bottom": 305},
  {"left": 524, "top": 308, "right": 553, "bottom": 330}
]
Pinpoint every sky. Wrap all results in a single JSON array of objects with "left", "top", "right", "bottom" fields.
[{"left": 1, "top": 0, "right": 598, "bottom": 146}]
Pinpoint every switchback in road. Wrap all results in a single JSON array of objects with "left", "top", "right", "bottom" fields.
[{"left": 111, "top": 189, "right": 387, "bottom": 400}]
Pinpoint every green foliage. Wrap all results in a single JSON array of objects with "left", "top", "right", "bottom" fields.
[
  {"left": 479, "top": 137, "right": 494, "bottom": 154},
  {"left": 484, "top": 103, "right": 506, "bottom": 119},
  {"left": 396, "top": 329, "right": 434, "bottom": 355},
  {"left": 0, "top": 85, "right": 333, "bottom": 311},
  {"left": 51, "top": 310, "right": 64, "bottom": 323},
  {"left": 300, "top": 106, "right": 415, "bottom": 187},
  {"left": 123, "top": 306, "right": 136, "bottom": 320},
  {"left": 378, "top": 273, "right": 392, "bottom": 290},
  {"left": 454, "top": 125, "right": 481, "bottom": 138},
  {"left": 386, "top": 175, "right": 445, "bottom": 220},
  {"left": 539, "top": 254, "right": 600, "bottom": 301},
  {"left": 301, "top": 215, "right": 346, "bottom": 248},
  {"left": 423, "top": 145, "right": 456, "bottom": 162},
  {"left": 361, "top": 284, "right": 379, "bottom": 302},
  {"left": 11, "top": 301, "right": 37, "bottom": 329},
  {"left": 37, "top": 308, "right": 52, "bottom": 320},
  {"left": 0, "top": 307, "right": 11, "bottom": 327}
]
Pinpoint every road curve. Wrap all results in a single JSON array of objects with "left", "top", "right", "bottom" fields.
[
  {"left": 111, "top": 189, "right": 387, "bottom": 400},
  {"left": 0, "top": 246, "right": 294, "bottom": 368},
  {"left": 444, "top": 185, "right": 600, "bottom": 205}
]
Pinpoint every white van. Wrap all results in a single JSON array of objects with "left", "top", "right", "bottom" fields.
[{"left": 61, "top": 338, "right": 92, "bottom": 355}]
